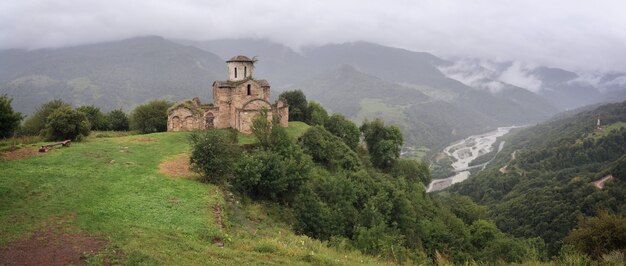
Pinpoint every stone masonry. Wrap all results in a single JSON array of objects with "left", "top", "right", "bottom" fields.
[{"left": 167, "top": 55, "right": 289, "bottom": 133}]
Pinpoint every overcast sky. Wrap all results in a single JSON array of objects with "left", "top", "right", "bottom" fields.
[{"left": 1, "top": 0, "right": 625, "bottom": 72}]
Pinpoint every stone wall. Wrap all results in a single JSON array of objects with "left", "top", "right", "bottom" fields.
[{"left": 168, "top": 108, "right": 203, "bottom": 131}]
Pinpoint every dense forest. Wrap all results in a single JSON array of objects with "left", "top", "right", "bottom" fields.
[
  {"left": 185, "top": 91, "right": 545, "bottom": 264},
  {"left": 451, "top": 101, "right": 626, "bottom": 256}
]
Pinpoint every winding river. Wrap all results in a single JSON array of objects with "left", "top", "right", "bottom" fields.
[{"left": 426, "top": 126, "right": 518, "bottom": 192}]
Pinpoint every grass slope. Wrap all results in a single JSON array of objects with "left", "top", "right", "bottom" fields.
[{"left": 0, "top": 124, "right": 385, "bottom": 265}]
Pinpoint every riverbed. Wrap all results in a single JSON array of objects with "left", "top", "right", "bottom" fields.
[{"left": 426, "top": 126, "right": 518, "bottom": 192}]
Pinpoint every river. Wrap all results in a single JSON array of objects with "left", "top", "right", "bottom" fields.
[{"left": 426, "top": 126, "right": 518, "bottom": 192}]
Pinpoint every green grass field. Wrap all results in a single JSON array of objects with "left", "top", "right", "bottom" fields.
[
  {"left": 0, "top": 122, "right": 388, "bottom": 265},
  {"left": 354, "top": 98, "right": 407, "bottom": 125}
]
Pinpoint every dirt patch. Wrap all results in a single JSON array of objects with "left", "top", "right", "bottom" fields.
[
  {"left": 134, "top": 137, "right": 157, "bottom": 143},
  {"left": 212, "top": 203, "right": 225, "bottom": 247},
  {"left": 158, "top": 154, "right": 197, "bottom": 179},
  {"left": 0, "top": 213, "right": 106, "bottom": 266},
  {"left": 0, "top": 147, "right": 41, "bottom": 161}
]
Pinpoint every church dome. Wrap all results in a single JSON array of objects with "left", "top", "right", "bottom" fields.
[{"left": 226, "top": 55, "right": 254, "bottom": 62}]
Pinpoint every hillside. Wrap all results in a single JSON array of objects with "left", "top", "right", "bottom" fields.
[
  {"left": 289, "top": 64, "right": 556, "bottom": 149},
  {"left": 0, "top": 127, "right": 395, "bottom": 265},
  {"left": 450, "top": 101, "right": 626, "bottom": 254},
  {"left": 0, "top": 36, "right": 225, "bottom": 115}
]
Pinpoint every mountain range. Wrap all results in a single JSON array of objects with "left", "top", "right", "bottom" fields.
[{"left": 2, "top": 36, "right": 625, "bottom": 149}]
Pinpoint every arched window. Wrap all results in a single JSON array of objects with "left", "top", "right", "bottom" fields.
[
  {"left": 244, "top": 66, "right": 247, "bottom": 77},
  {"left": 234, "top": 67, "right": 238, "bottom": 78},
  {"left": 247, "top": 84, "right": 252, "bottom": 95}
]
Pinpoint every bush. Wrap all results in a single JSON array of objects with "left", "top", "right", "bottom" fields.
[
  {"left": 299, "top": 126, "right": 361, "bottom": 172},
  {"left": 44, "top": 106, "right": 91, "bottom": 141},
  {"left": 565, "top": 211, "right": 626, "bottom": 259},
  {"left": 130, "top": 100, "right": 171, "bottom": 133},
  {"left": 390, "top": 159, "right": 431, "bottom": 185},
  {"left": 0, "top": 94, "right": 23, "bottom": 138},
  {"left": 278, "top": 90, "right": 308, "bottom": 122},
  {"left": 77, "top": 105, "right": 109, "bottom": 130},
  {"left": 189, "top": 130, "right": 241, "bottom": 183},
  {"left": 306, "top": 101, "right": 328, "bottom": 126},
  {"left": 107, "top": 109, "right": 130, "bottom": 131},
  {"left": 234, "top": 147, "right": 311, "bottom": 202},
  {"left": 324, "top": 114, "right": 360, "bottom": 150},
  {"left": 234, "top": 118, "right": 312, "bottom": 202},
  {"left": 21, "top": 99, "right": 71, "bottom": 136},
  {"left": 360, "top": 119, "right": 403, "bottom": 169}
]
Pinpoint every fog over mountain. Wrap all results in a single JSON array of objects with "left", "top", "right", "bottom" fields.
[{"left": 2, "top": 0, "right": 626, "bottom": 72}]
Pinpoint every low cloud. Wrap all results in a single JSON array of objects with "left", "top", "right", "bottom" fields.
[
  {"left": 498, "top": 62, "right": 543, "bottom": 93},
  {"left": 1, "top": 0, "right": 625, "bottom": 72}
]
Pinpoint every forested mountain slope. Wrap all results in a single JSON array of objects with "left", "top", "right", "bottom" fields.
[
  {"left": 450, "top": 101, "right": 626, "bottom": 254},
  {"left": 0, "top": 36, "right": 224, "bottom": 114}
]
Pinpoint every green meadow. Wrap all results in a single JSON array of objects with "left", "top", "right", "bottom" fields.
[{"left": 0, "top": 122, "right": 389, "bottom": 265}]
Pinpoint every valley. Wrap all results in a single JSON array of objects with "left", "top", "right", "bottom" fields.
[{"left": 427, "top": 126, "right": 517, "bottom": 192}]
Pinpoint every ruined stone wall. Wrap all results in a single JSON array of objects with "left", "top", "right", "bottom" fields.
[
  {"left": 167, "top": 108, "right": 203, "bottom": 131},
  {"left": 212, "top": 86, "right": 232, "bottom": 128},
  {"left": 275, "top": 106, "right": 289, "bottom": 127},
  {"left": 169, "top": 64, "right": 287, "bottom": 134}
]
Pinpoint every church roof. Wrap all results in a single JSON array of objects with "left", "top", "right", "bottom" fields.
[
  {"left": 226, "top": 55, "right": 255, "bottom": 62},
  {"left": 256, "top": 79, "right": 270, "bottom": 87},
  {"left": 213, "top": 79, "right": 270, "bottom": 88}
]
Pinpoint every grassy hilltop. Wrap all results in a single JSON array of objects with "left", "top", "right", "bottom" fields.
[{"left": 0, "top": 122, "right": 389, "bottom": 265}]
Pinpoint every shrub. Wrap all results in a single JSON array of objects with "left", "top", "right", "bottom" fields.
[
  {"left": 107, "top": 109, "right": 130, "bottom": 131},
  {"left": 0, "top": 94, "right": 23, "bottom": 138},
  {"left": 324, "top": 114, "right": 360, "bottom": 150},
  {"left": 21, "top": 99, "right": 71, "bottom": 136},
  {"left": 278, "top": 90, "right": 308, "bottom": 122},
  {"left": 234, "top": 147, "right": 311, "bottom": 202},
  {"left": 565, "top": 211, "right": 626, "bottom": 259},
  {"left": 44, "top": 106, "right": 91, "bottom": 141},
  {"left": 189, "top": 130, "right": 241, "bottom": 183},
  {"left": 360, "top": 119, "right": 403, "bottom": 169},
  {"left": 130, "top": 100, "right": 172, "bottom": 133},
  {"left": 77, "top": 105, "right": 109, "bottom": 130},
  {"left": 306, "top": 101, "right": 328, "bottom": 126},
  {"left": 299, "top": 126, "right": 361, "bottom": 172},
  {"left": 390, "top": 159, "right": 431, "bottom": 185}
]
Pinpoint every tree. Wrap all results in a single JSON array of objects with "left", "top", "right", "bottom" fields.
[
  {"left": 21, "top": 99, "right": 71, "bottom": 136},
  {"left": 189, "top": 130, "right": 241, "bottom": 183},
  {"left": 306, "top": 101, "right": 328, "bottom": 126},
  {"left": 234, "top": 147, "right": 311, "bottom": 202},
  {"left": 251, "top": 108, "right": 272, "bottom": 148},
  {"left": 0, "top": 94, "right": 23, "bottom": 138},
  {"left": 107, "top": 109, "right": 130, "bottom": 131},
  {"left": 324, "top": 113, "right": 360, "bottom": 150},
  {"left": 360, "top": 119, "right": 403, "bottom": 169},
  {"left": 299, "top": 126, "right": 361, "bottom": 172},
  {"left": 44, "top": 106, "right": 91, "bottom": 141},
  {"left": 130, "top": 100, "right": 172, "bottom": 133},
  {"left": 390, "top": 159, "right": 431, "bottom": 185},
  {"left": 77, "top": 105, "right": 109, "bottom": 130},
  {"left": 565, "top": 211, "right": 626, "bottom": 259},
  {"left": 278, "top": 90, "right": 308, "bottom": 121}
]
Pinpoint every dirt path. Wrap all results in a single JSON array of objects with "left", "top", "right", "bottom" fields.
[
  {"left": 499, "top": 150, "right": 518, "bottom": 174},
  {"left": 0, "top": 214, "right": 106, "bottom": 266},
  {"left": 593, "top": 175, "right": 614, "bottom": 189},
  {"left": 158, "top": 153, "right": 198, "bottom": 179},
  {"left": 1, "top": 147, "right": 41, "bottom": 160}
]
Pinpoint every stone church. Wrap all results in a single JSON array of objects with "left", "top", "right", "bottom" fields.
[{"left": 167, "top": 55, "right": 288, "bottom": 133}]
